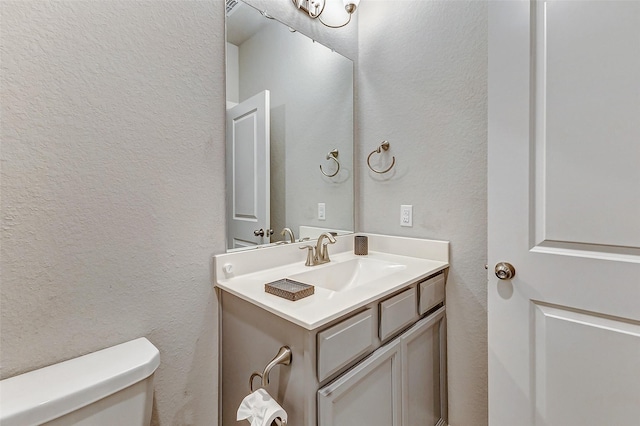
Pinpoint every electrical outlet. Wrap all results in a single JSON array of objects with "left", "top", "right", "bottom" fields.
[
  {"left": 318, "top": 203, "right": 326, "bottom": 220},
  {"left": 401, "top": 205, "right": 413, "bottom": 227}
]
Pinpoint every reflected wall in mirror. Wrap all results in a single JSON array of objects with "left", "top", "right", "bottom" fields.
[{"left": 225, "top": 0, "right": 354, "bottom": 251}]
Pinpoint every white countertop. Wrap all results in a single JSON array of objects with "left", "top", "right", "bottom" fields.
[{"left": 214, "top": 234, "right": 449, "bottom": 330}]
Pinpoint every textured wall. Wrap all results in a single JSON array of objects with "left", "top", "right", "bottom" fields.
[
  {"left": 0, "top": 1, "right": 225, "bottom": 424},
  {"left": 358, "top": 1, "right": 488, "bottom": 425}
]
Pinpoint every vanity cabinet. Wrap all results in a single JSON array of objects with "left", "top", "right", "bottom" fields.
[
  {"left": 317, "top": 309, "right": 446, "bottom": 426},
  {"left": 219, "top": 270, "right": 447, "bottom": 426}
]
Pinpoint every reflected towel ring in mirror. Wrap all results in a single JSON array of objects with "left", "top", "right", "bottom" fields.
[
  {"left": 367, "top": 141, "right": 396, "bottom": 174},
  {"left": 320, "top": 149, "right": 340, "bottom": 177}
]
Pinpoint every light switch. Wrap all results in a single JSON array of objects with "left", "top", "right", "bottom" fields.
[{"left": 318, "top": 203, "right": 326, "bottom": 220}]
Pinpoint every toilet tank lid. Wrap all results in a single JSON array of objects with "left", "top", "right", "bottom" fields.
[{"left": 0, "top": 337, "right": 160, "bottom": 426}]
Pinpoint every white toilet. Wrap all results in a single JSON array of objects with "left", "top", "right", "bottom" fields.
[{"left": 0, "top": 337, "right": 160, "bottom": 426}]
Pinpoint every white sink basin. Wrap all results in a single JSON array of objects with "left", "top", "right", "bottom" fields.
[{"left": 288, "top": 258, "right": 407, "bottom": 292}]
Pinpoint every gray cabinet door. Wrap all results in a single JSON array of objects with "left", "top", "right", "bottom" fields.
[
  {"left": 401, "top": 309, "right": 446, "bottom": 426},
  {"left": 318, "top": 339, "right": 402, "bottom": 426}
]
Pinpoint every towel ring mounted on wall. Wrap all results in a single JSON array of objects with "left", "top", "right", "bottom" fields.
[
  {"left": 367, "top": 141, "right": 396, "bottom": 174},
  {"left": 320, "top": 149, "right": 340, "bottom": 177}
]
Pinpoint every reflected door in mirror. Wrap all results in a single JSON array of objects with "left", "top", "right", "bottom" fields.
[{"left": 226, "top": 90, "right": 270, "bottom": 249}]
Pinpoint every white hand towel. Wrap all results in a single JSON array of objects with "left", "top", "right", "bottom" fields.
[{"left": 237, "top": 388, "right": 287, "bottom": 426}]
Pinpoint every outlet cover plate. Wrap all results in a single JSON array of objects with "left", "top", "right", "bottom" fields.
[
  {"left": 401, "top": 205, "right": 413, "bottom": 227},
  {"left": 318, "top": 203, "right": 326, "bottom": 220}
]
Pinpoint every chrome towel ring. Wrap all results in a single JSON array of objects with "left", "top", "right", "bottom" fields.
[
  {"left": 320, "top": 149, "right": 340, "bottom": 177},
  {"left": 367, "top": 141, "right": 395, "bottom": 174}
]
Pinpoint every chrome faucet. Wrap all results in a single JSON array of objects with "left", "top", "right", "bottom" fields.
[
  {"left": 281, "top": 227, "right": 295, "bottom": 243},
  {"left": 316, "top": 232, "right": 337, "bottom": 263},
  {"left": 299, "top": 232, "right": 337, "bottom": 266}
]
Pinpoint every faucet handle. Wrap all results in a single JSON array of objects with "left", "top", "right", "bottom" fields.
[{"left": 299, "top": 245, "right": 315, "bottom": 266}]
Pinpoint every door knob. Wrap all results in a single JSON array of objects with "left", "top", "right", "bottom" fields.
[
  {"left": 254, "top": 229, "right": 274, "bottom": 237},
  {"left": 494, "top": 262, "right": 516, "bottom": 280}
]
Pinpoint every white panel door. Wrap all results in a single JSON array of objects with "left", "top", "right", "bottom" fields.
[
  {"left": 488, "top": 1, "right": 640, "bottom": 425},
  {"left": 226, "top": 90, "right": 270, "bottom": 249}
]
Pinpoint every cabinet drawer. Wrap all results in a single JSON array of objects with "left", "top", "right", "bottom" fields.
[
  {"left": 318, "top": 338, "right": 402, "bottom": 426},
  {"left": 418, "top": 273, "right": 445, "bottom": 315},
  {"left": 317, "top": 308, "right": 375, "bottom": 382},
  {"left": 379, "top": 288, "right": 417, "bottom": 341}
]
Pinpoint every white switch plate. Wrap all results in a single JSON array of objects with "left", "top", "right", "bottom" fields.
[
  {"left": 401, "top": 205, "right": 413, "bottom": 227},
  {"left": 318, "top": 203, "right": 326, "bottom": 220}
]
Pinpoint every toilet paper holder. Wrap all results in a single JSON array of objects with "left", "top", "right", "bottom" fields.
[{"left": 249, "top": 346, "right": 292, "bottom": 392}]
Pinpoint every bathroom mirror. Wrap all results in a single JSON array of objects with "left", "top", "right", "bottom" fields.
[{"left": 225, "top": 0, "right": 354, "bottom": 251}]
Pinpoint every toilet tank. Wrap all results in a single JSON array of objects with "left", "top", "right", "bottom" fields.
[{"left": 0, "top": 337, "right": 160, "bottom": 426}]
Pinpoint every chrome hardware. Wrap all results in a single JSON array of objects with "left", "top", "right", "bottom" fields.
[
  {"left": 293, "top": 0, "right": 325, "bottom": 18},
  {"left": 261, "top": 346, "right": 292, "bottom": 387},
  {"left": 248, "top": 346, "right": 292, "bottom": 391},
  {"left": 299, "top": 245, "right": 315, "bottom": 266},
  {"left": 281, "top": 227, "right": 296, "bottom": 243},
  {"left": 249, "top": 371, "right": 262, "bottom": 392},
  {"left": 254, "top": 228, "right": 274, "bottom": 237},
  {"left": 367, "top": 141, "right": 396, "bottom": 174},
  {"left": 316, "top": 232, "right": 337, "bottom": 264},
  {"left": 320, "top": 149, "right": 340, "bottom": 178},
  {"left": 495, "top": 262, "right": 516, "bottom": 280},
  {"left": 292, "top": 0, "right": 358, "bottom": 30},
  {"left": 299, "top": 233, "right": 337, "bottom": 266}
]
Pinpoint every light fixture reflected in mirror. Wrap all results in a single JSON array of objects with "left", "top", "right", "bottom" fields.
[{"left": 293, "top": 0, "right": 360, "bottom": 28}]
